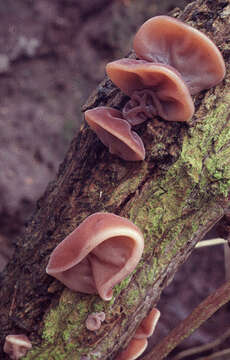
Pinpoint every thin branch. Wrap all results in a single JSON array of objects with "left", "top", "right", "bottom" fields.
[
  {"left": 171, "top": 327, "right": 230, "bottom": 360},
  {"left": 142, "top": 280, "right": 230, "bottom": 360},
  {"left": 196, "top": 348, "right": 230, "bottom": 360},
  {"left": 195, "top": 238, "right": 227, "bottom": 248}
]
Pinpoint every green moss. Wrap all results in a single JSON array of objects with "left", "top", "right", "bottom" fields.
[
  {"left": 42, "top": 308, "right": 62, "bottom": 344},
  {"left": 92, "top": 300, "right": 105, "bottom": 313},
  {"left": 109, "top": 275, "right": 132, "bottom": 305},
  {"left": 180, "top": 96, "right": 230, "bottom": 195},
  {"left": 124, "top": 288, "right": 140, "bottom": 307},
  {"left": 48, "top": 346, "right": 67, "bottom": 360},
  {"left": 137, "top": 261, "right": 157, "bottom": 292},
  {"left": 108, "top": 163, "right": 147, "bottom": 206},
  {"left": 75, "top": 300, "right": 88, "bottom": 318},
  {"left": 38, "top": 290, "right": 90, "bottom": 359}
]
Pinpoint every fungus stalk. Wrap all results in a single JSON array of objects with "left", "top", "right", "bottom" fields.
[{"left": 122, "top": 89, "right": 159, "bottom": 126}]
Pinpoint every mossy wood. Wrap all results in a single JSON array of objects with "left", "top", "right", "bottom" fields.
[{"left": 0, "top": 0, "right": 229, "bottom": 359}]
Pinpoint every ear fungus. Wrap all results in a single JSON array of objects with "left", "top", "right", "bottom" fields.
[
  {"left": 133, "top": 15, "right": 226, "bottom": 95},
  {"left": 85, "top": 107, "right": 145, "bottom": 160},
  {"left": 85, "top": 312, "right": 106, "bottom": 331},
  {"left": 106, "top": 59, "right": 194, "bottom": 125},
  {"left": 3, "top": 335, "right": 32, "bottom": 360},
  {"left": 46, "top": 212, "right": 144, "bottom": 301},
  {"left": 116, "top": 308, "right": 160, "bottom": 360},
  {"left": 134, "top": 308, "right": 161, "bottom": 339},
  {"left": 116, "top": 338, "right": 148, "bottom": 360}
]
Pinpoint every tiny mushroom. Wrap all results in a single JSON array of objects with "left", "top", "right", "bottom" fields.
[
  {"left": 116, "top": 308, "right": 160, "bottom": 360},
  {"left": 106, "top": 59, "right": 194, "bottom": 125},
  {"left": 85, "top": 312, "right": 106, "bottom": 331},
  {"left": 133, "top": 15, "right": 226, "bottom": 95},
  {"left": 46, "top": 212, "right": 144, "bottom": 301},
  {"left": 3, "top": 334, "right": 32, "bottom": 360},
  {"left": 85, "top": 107, "right": 145, "bottom": 160}
]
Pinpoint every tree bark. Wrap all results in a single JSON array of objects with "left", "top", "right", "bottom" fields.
[{"left": 0, "top": 0, "right": 229, "bottom": 359}]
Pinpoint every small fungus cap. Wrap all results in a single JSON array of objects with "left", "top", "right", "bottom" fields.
[
  {"left": 46, "top": 212, "right": 144, "bottom": 301},
  {"left": 85, "top": 107, "right": 145, "bottom": 161},
  {"left": 133, "top": 15, "right": 226, "bottom": 95},
  {"left": 85, "top": 312, "right": 106, "bottom": 331},
  {"left": 106, "top": 59, "right": 194, "bottom": 122},
  {"left": 3, "top": 335, "right": 32, "bottom": 360}
]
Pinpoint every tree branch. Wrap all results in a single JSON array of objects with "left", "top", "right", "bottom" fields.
[
  {"left": 0, "top": 0, "right": 229, "bottom": 359},
  {"left": 143, "top": 279, "right": 230, "bottom": 360}
]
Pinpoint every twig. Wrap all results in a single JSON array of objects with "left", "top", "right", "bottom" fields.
[
  {"left": 196, "top": 348, "right": 230, "bottom": 360},
  {"left": 9, "top": 282, "right": 18, "bottom": 317},
  {"left": 171, "top": 327, "right": 230, "bottom": 360},
  {"left": 142, "top": 280, "right": 230, "bottom": 360},
  {"left": 195, "top": 238, "right": 227, "bottom": 248},
  {"left": 224, "top": 243, "right": 230, "bottom": 280}
]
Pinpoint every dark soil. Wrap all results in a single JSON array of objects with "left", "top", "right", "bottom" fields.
[{"left": 1, "top": 0, "right": 229, "bottom": 359}]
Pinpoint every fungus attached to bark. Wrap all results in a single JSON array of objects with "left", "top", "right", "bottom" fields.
[
  {"left": 46, "top": 212, "right": 144, "bottom": 301},
  {"left": 106, "top": 59, "right": 194, "bottom": 125},
  {"left": 85, "top": 107, "right": 145, "bottom": 161},
  {"left": 133, "top": 15, "right": 226, "bottom": 95},
  {"left": 134, "top": 308, "right": 161, "bottom": 339},
  {"left": 85, "top": 312, "right": 106, "bottom": 331},
  {"left": 116, "top": 308, "right": 160, "bottom": 360},
  {"left": 116, "top": 338, "right": 148, "bottom": 360},
  {"left": 3, "top": 335, "right": 32, "bottom": 360}
]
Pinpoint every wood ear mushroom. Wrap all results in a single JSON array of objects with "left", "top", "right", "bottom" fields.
[
  {"left": 133, "top": 15, "right": 226, "bottom": 95},
  {"left": 46, "top": 212, "right": 144, "bottom": 301},
  {"left": 85, "top": 107, "right": 145, "bottom": 161}
]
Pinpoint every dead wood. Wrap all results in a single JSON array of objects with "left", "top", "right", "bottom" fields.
[{"left": 0, "top": 0, "right": 229, "bottom": 359}]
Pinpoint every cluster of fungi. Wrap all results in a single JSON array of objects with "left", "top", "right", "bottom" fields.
[
  {"left": 85, "top": 15, "right": 225, "bottom": 162},
  {"left": 4, "top": 15, "right": 225, "bottom": 360}
]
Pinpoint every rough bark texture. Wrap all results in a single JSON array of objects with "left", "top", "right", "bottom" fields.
[{"left": 0, "top": 0, "right": 230, "bottom": 359}]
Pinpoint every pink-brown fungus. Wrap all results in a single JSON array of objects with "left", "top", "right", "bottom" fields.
[
  {"left": 46, "top": 212, "right": 144, "bottom": 301},
  {"left": 116, "top": 308, "right": 160, "bottom": 360},
  {"left": 106, "top": 59, "right": 194, "bottom": 125},
  {"left": 3, "top": 335, "right": 32, "bottom": 360},
  {"left": 85, "top": 312, "right": 106, "bottom": 331},
  {"left": 116, "top": 338, "right": 148, "bottom": 360},
  {"left": 133, "top": 15, "right": 226, "bottom": 95},
  {"left": 122, "top": 89, "right": 159, "bottom": 126},
  {"left": 134, "top": 308, "right": 161, "bottom": 339},
  {"left": 85, "top": 107, "right": 145, "bottom": 160}
]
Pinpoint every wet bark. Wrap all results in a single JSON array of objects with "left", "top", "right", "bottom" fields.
[{"left": 0, "top": 0, "right": 229, "bottom": 359}]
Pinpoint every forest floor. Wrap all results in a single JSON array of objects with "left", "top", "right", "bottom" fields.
[{"left": 0, "top": 0, "right": 229, "bottom": 359}]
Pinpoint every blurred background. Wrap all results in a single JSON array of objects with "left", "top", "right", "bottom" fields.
[{"left": 0, "top": 1, "right": 229, "bottom": 359}]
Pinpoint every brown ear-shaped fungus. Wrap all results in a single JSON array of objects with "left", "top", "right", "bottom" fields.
[
  {"left": 116, "top": 338, "right": 148, "bottom": 360},
  {"left": 3, "top": 335, "right": 32, "bottom": 360},
  {"left": 134, "top": 308, "right": 161, "bottom": 339},
  {"left": 106, "top": 59, "right": 194, "bottom": 125},
  {"left": 46, "top": 212, "right": 144, "bottom": 301},
  {"left": 116, "top": 308, "right": 160, "bottom": 360},
  {"left": 133, "top": 15, "right": 226, "bottom": 95},
  {"left": 85, "top": 107, "right": 145, "bottom": 161}
]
